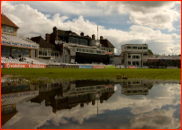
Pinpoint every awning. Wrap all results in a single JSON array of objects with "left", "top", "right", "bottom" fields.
[{"left": 1, "top": 34, "right": 39, "bottom": 49}]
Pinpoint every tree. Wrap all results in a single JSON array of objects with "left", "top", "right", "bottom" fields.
[{"left": 148, "top": 49, "right": 153, "bottom": 55}]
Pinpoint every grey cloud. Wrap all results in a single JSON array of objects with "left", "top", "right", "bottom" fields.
[
  {"left": 96, "top": 1, "right": 176, "bottom": 13},
  {"left": 96, "top": 1, "right": 180, "bottom": 31},
  {"left": 129, "top": 108, "right": 181, "bottom": 129},
  {"left": 153, "top": 14, "right": 171, "bottom": 23},
  {"left": 122, "top": 1, "right": 175, "bottom": 13},
  {"left": 1, "top": 1, "right": 180, "bottom": 55}
]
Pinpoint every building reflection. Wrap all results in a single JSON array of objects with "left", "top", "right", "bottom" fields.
[
  {"left": 1, "top": 79, "right": 39, "bottom": 126},
  {"left": 1, "top": 78, "right": 155, "bottom": 126},
  {"left": 30, "top": 80, "right": 115, "bottom": 113},
  {"left": 121, "top": 80, "right": 153, "bottom": 96}
]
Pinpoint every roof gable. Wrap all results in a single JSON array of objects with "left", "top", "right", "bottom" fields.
[
  {"left": 31, "top": 36, "right": 61, "bottom": 51},
  {"left": 57, "top": 30, "right": 79, "bottom": 37},
  {"left": 100, "top": 39, "right": 115, "bottom": 48},
  {"left": 1, "top": 14, "right": 19, "bottom": 28}
]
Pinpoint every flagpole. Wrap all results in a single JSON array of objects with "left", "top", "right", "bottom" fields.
[{"left": 97, "top": 25, "right": 98, "bottom": 40}]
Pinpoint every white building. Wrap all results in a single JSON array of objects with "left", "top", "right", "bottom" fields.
[{"left": 121, "top": 44, "right": 148, "bottom": 67}]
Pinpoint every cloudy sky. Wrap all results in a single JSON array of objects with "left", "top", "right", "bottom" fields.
[{"left": 1, "top": 1, "right": 181, "bottom": 55}]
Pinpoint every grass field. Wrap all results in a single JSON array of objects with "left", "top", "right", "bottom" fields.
[{"left": 1, "top": 68, "right": 181, "bottom": 80}]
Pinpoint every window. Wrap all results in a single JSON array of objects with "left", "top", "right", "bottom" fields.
[
  {"left": 43, "top": 51, "right": 47, "bottom": 56},
  {"left": 1, "top": 48, "right": 10, "bottom": 57},
  {"left": 80, "top": 39, "right": 88, "bottom": 45},
  {"left": 89, "top": 50, "right": 93, "bottom": 53},
  {"left": 55, "top": 52, "right": 58, "bottom": 57},
  {"left": 86, "top": 49, "right": 88, "bottom": 52},
  {"left": 89, "top": 87, "right": 93, "bottom": 90},
  {"left": 82, "top": 49, "right": 85, "bottom": 52},
  {"left": 127, "top": 46, "right": 131, "bottom": 49},
  {"left": 138, "top": 47, "right": 142, "bottom": 49},
  {"left": 77, "top": 48, "right": 81, "bottom": 51},
  {"left": 39, "top": 51, "right": 42, "bottom": 55},
  {"left": 70, "top": 37, "right": 78, "bottom": 44},
  {"left": 97, "top": 86, "right": 101, "bottom": 89},
  {"left": 143, "top": 47, "right": 148, "bottom": 49},
  {"left": 3, "top": 26, "right": 14, "bottom": 34},
  {"left": 96, "top": 51, "right": 101, "bottom": 53},
  {"left": 12, "top": 49, "right": 29, "bottom": 57},
  {"left": 133, "top": 90, "right": 137, "bottom": 93},
  {"left": 136, "top": 56, "right": 140, "bottom": 59},
  {"left": 133, "top": 46, "right": 137, "bottom": 49}
]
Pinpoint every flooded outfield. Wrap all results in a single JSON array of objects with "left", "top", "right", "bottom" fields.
[{"left": 1, "top": 76, "right": 181, "bottom": 129}]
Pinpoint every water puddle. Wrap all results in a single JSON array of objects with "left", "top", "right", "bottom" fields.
[{"left": 1, "top": 76, "right": 181, "bottom": 129}]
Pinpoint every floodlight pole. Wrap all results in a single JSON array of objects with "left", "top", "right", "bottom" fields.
[{"left": 97, "top": 25, "right": 98, "bottom": 40}]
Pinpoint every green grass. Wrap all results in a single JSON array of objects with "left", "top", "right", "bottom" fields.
[{"left": 1, "top": 68, "right": 181, "bottom": 80}]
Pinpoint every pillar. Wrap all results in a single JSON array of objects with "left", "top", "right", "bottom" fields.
[
  {"left": 36, "top": 49, "right": 39, "bottom": 58},
  {"left": 141, "top": 54, "right": 143, "bottom": 67},
  {"left": 10, "top": 48, "right": 12, "bottom": 56},
  {"left": 47, "top": 49, "right": 48, "bottom": 57},
  {"left": 29, "top": 50, "right": 32, "bottom": 58},
  {"left": 126, "top": 53, "right": 128, "bottom": 67}
]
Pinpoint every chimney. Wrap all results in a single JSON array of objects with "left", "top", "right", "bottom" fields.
[
  {"left": 53, "top": 26, "right": 57, "bottom": 34},
  {"left": 100, "top": 36, "right": 103, "bottom": 40},
  {"left": 92, "top": 34, "right": 95, "bottom": 40},
  {"left": 92, "top": 100, "right": 95, "bottom": 105},
  {"left": 45, "top": 33, "right": 50, "bottom": 42},
  {"left": 80, "top": 32, "right": 84, "bottom": 36}
]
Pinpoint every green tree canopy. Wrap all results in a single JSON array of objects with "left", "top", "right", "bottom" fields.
[{"left": 148, "top": 49, "right": 153, "bottom": 55}]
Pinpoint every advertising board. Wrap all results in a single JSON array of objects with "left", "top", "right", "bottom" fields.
[
  {"left": 136, "top": 66, "right": 148, "bottom": 68},
  {"left": 167, "top": 66, "right": 178, "bottom": 69},
  {"left": 46, "top": 65, "right": 64, "bottom": 68},
  {"left": 64, "top": 65, "right": 79, "bottom": 68},
  {"left": 105, "top": 85, "right": 114, "bottom": 88},
  {"left": 142, "top": 66, "right": 149, "bottom": 68},
  {"left": 105, "top": 52, "right": 114, "bottom": 55},
  {"left": 4, "top": 63, "right": 46, "bottom": 68},
  {"left": 79, "top": 65, "right": 93, "bottom": 69},
  {"left": 105, "top": 65, "right": 115, "bottom": 69},
  {"left": 93, "top": 65, "right": 105, "bottom": 69},
  {"left": 28, "top": 64, "right": 46, "bottom": 68},
  {"left": 128, "top": 66, "right": 136, "bottom": 69},
  {"left": 116, "top": 65, "right": 125, "bottom": 68}
]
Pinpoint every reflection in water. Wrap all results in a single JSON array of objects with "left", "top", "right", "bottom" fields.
[
  {"left": 121, "top": 80, "right": 153, "bottom": 96},
  {"left": 1, "top": 77, "right": 181, "bottom": 129},
  {"left": 30, "top": 80, "right": 115, "bottom": 114},
  {"left": 1, "top": 78, "right": 39, "bottom": 126}
]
